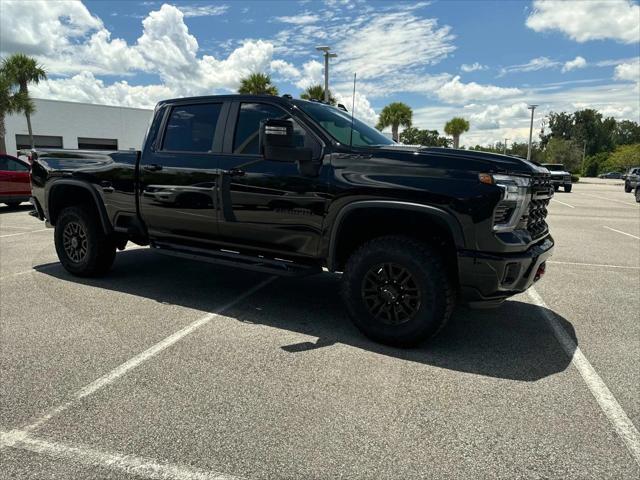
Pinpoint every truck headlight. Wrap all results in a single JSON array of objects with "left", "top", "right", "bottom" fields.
[{"left": 490, "top": 174, "right": 531, "bottom": 232}]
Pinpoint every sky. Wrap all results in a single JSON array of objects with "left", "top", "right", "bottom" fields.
[{"left": 1, "top": 0, "right": 639, "bottom": 146}]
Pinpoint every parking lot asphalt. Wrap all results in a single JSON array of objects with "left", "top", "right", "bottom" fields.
[{"left": 1, "top": 182, "right": 639, "bottom": 479}]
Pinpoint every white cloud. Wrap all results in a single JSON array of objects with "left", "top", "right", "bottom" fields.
[
  {"left": 334, "top": 91, "right": 378, "bottom": 126},
  {"left": 613, "top": 58, "right": 640, "bottom": 82},
  {"left": 274, "top": 13, "right": 320, "bottom": 24},
  {"left": 460, "top": 62, "right": 488, "bottom": 72},
  {"left": 436, "top": 76, "right": 522, "bottom": 104},
  {"left": 562, "top": 56, "right": 587, "bottom": 72},
  {"left": 178, "top": 4, "right": 228, "bottom": 17},
  {"left": 269, "top": 60, "right": 301, "bottom": 81},
  {"left": 295, "top": 60, "right": 324, "bottom": 89},
  {"left": 334, "top": 12, "right": 455, "bottom": 79},
  {"left": 526, "top": 0, "right": 640, "bottom": 44},
  {"left": 0, "top": 0, "right": 102, "bottom": 56},
  {"left": 499, "top": 56, "right": 560, "bottom": 76}
]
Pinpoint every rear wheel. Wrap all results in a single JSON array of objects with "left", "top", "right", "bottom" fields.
[
  {"left": 341, "top": 235, "right": 455, "bottom": 347},
  {"left": 564, "top": 184, "right": 572, "bottom": 192},
  {"left": 554, "top": 185, "right": 560, "bottom": 191},
  {"left": 635, "top": 187, "right": 640, "bottom": 203},
  {"left": 54, "top": 206, "right": 116, "bottom": 277}
]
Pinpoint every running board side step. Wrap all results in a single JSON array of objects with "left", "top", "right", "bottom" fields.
[{"left": 150, "top": 242, "right": 322, "bottom": 277}]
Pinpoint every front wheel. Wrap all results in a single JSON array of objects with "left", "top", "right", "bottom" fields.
[
  {"left": 635, "top": 187, "right": 640, "bottom": 203},
  {"left": 341, "top": 236, "right": 455, "bottom": 347},
  {"left": 625, "top": 182, "right": 632, "bottom": 193},
  {"left": 54, "top": 206, "right": 116, "bottom": 277},
  {"left": 564, "top": 184, "right": 572, "bottom": 192}
]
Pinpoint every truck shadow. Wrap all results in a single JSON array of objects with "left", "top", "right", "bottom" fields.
[
  {"left": 0, "top": 203, "right": 33, "bottom": 214},
  {"left": 34, "top": 248, "right": 576, "bottom": 382}
]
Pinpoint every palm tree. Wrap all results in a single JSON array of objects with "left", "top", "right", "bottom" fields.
[
  {"left": 0, "top": 72, "right": 32, "bottom": 154},
  {"left": 237, "top": 73, "right": 278, "bottom": 96},
  {"left": 444, "top": 117, "right": 470, "bottom": 149},
  {"left": 2, "top": 53, "right": 47, "bottom": 149},
  {"left": 300, "top": 84, "right": 336, "bottom": 105},
  {"left": 376, "top": 102, "right": 412, "bottom": 142}
]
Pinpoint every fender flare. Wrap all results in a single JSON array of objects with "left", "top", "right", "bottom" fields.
[
  {"left": 327, "top": 200, "right": 465, "bottom": 271},
  {"left": 46, "top": 179, "right": 113, "bottom": 234}
]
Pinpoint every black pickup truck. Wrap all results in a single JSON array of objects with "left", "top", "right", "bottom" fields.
[{"left": 30, "top": 95, "right": 554, "bottom": 346}]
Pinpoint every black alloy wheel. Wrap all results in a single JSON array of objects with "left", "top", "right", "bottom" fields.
[
  {"left": 62, "top": 221, "right": 88, "bottom": 263},
  {"left": 361, "top": 262, "right": 421, "bottom": 325}
]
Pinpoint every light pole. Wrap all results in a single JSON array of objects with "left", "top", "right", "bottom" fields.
[
  {"left": 316, "top": 46, "right": 337, "bottom": 103},
  {"left": 527, "top": 104, "right": 538, "bottom": 161},
  {"left": 503, "top": 138, "right": 508, "bottom": 154}
]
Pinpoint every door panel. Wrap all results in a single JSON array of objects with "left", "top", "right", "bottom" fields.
[
  {"left": 0, "top": 157, "right": 31, "bottom": 196},
  {"left": 138, "top": 102, "right": 225, "bottom": 244},
  {"left": 217, "top": 102, "right": 328, "bottom": 258}
]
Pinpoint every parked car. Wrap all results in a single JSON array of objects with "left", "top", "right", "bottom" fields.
[
  {"left": 29, "top": 95, "right": 554, "bottom": 346},
  {"left": 598, "top": 172, "right": 623, "bottom": 179},
  {"left": 0, "top": 154, "right": 31, "bottom": 208},
  {"left": 624, "top": 167, "right": 640, "bottom": 193},
  {"left": 541, "top": 163, "right": 572, "bottom": 192}
]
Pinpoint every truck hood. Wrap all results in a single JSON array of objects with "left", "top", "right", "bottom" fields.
[{"left": 373, "top": 146, "right": 549, "bottom": 176}]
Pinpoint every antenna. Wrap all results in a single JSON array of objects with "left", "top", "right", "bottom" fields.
[{"left": 349, "top": 73, "right": 356, "bottom": 148}]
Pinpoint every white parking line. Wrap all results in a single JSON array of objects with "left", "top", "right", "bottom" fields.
[
  {"left": 528, "top": 287, "right": 640, "bottom": 465},
  {"left": 603, "top": 226, "right": 640, "bottom": 240},
  {"left": 3, "top": 276, "right": 275, "bottom": 438},
  {"left": 0, "top": 229, "right": 50, "bottom": 239},
  {"left": 551, "top": 198, "right": 575, "bottom": 208},
  {"left": 0, "top": 225, "right": 35, "bottom": 230},
  {"left": 1, "top": 431, "right": 242, "bottom": 480},
  {"left": 547, "top": 260, "right": 640, "bottom": 270},
  {"left": 578, "top": 192, "right": 637, "bottom": 207}
]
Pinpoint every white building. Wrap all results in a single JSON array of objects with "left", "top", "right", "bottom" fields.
[{"left": 4, "top": 98, "right": 153, "bottom": 155}]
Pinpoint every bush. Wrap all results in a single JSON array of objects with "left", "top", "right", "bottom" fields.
[
  {"left": 571, "top": 175, "right": 580, "bottom": 183},
  {"left": 582, "top": 152, "right": 609, "bottom": 177}
]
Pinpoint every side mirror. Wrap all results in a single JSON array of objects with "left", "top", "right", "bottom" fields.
[{"left": 260, "top": 118, "right": 312, "bottom": 163}]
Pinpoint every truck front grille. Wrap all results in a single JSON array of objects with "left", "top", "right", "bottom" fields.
[{"left": 525, "top": 174, "right": 553, "bottom": 239}]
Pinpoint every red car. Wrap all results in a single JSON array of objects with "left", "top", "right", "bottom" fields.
[{"left": 0, "top": 154, "right": 31, "bottom": 208}]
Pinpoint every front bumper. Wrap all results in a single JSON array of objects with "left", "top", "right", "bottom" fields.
[
  {"left": 550, "top": 177, "right": 571, "bottom": 186},
  {"left": 457, "top": 235, "right": 554, "bottom": 307}
]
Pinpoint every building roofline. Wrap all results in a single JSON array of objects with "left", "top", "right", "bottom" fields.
[{"left": 32, "top": 97, "right": 153, "bottom": 112}]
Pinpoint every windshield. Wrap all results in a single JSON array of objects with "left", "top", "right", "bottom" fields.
[
  {"left": 543, "top": 164, "right": 566, "bottom": 171},
  {"left": 296, "top": 101, "right": 395, "bottom": 147}
]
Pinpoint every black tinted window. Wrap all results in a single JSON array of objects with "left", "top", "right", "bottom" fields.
[
  {"left": 0, "top": 157, "right": 28, "bottom": 171},
  {"left": 163, "top": 103, "right": 222, "bottom": 152},
  {"left": 233, "top": 103, "right": 287, "bottom": 155}
]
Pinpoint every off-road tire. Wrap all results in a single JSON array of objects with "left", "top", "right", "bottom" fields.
[
  {"left": 341, "top": 235, "right": 455, "bottom": 347},
  {"left": 625, "top": 182, "right": 632, "bottom": 193},
  {"left": 54, "top": 206, "right": 116, "bottom": 277},
  {"left": 564, "top": 184, "right": 572, "bottom": 193}
]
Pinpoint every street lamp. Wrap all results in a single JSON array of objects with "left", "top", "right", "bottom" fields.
[
  {"left": 316, "top": 46, "right": 337, "bottom": 103},
  {"left": 527, "top": 104, "right": 538, "bottom": 161},
  {"left": 503, "top": 138, "right": 509, "bottom": 154}
]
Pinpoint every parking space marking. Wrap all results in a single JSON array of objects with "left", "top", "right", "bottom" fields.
[
  {"left": 528, "top": 287, "right": 640, "bottom": 465},
  {"left": 1, "top": 431, "right": 242, "bottom": 480},
  {"left": 577, "top": 192, "right": 637, "bottom": 207},
  {"left": 4, "top": 276, "right": 276, "bottom": 438},
  {"left": 0, "top": 229, "right": 50, "bottom": 239},
  {"left": 551, "top": 198, "right": 575, "bottom": 208},
  {"left": 0, "top": 224, "right": 35, "bottom": 230},
  {"left": 603, "top": 226, "right": 640, "bottom": 240},
  {"left": 547, "top": 260, "right": 640, "bottom": 270}
]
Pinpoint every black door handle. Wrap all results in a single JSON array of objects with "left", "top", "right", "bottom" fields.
[{"left": 142, "top": 164, "right": 163, "bottom": 172}]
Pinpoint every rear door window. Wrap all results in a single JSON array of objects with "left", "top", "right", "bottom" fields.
[{"left": 162, "top": 103, "right": 222, "bottom": 152}]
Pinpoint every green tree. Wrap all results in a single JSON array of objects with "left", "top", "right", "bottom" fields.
[
  {"left": 399, "top": 127, "right": 451, "bottom": 147},
  {"left": 376, "top": 102, "right": 412, "bottom": 142},
  {"left": 237, "top": 73, "right": 278, "bottom": 96},
  {"left": 1, "top": 53, "right": 47, "bottom": 149},
  {"left": 544, "top": 138, "right": 582, "bottom": 172},
  {"left": 605, "top": 144, "right": 640, "bottom": 172},
  {"left": 582, "top": 152, "right": 610, "bottom": 177},
  {"left": 300, "top": 84, "right": 336, "bottom": 105},
  {"left": 614, "top": 120, "right": 640, "bottom": 146},
  {"left": 0, "top": 72, "right": 32, "bottom": 154},
  {"left": 444, "top": 117, "right": 470, "bottom": 149}
]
